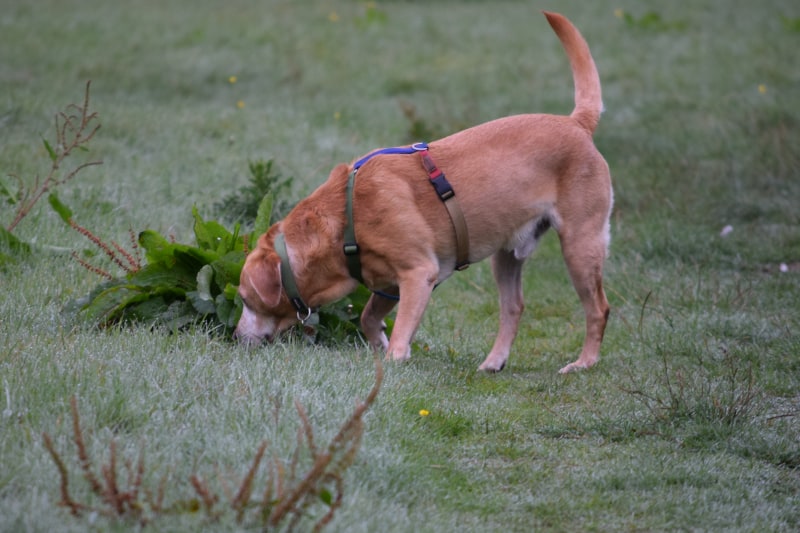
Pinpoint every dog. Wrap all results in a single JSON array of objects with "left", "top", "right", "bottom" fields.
[{"left": 234, "top": 11, "right": 612, "bottom": 374}]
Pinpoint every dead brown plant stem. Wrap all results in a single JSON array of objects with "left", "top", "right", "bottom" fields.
[
  {"left": 190, "top": 475, "right": 218, "bottom": 516},
  {"left": 70, "top": 219, "right": 132, "bottom": 273},
  {"left": 6, "top": 81, "right": 102, "bottom": 233},
  {"left": 233, "top": 440, "right": 267, "bottom": 522},
  {"left": 71, "top": 396, "right": 104, "bottom": 495},
  {"left": 42, "top": 432, "right": 84, "bottom": 516},
  {"left": 71, "top": 251, "right": 114, "bottom": 280},
  {"left": 102, "top": 440, "right": 122, "bottom": 514}
]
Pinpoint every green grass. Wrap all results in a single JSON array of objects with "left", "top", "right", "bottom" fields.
[{"left": 2, "top": 0, "right": 799, "bottom": 531}]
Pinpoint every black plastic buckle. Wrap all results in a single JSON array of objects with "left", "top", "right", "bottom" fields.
[{"left": 430, "top": 174, "right": 455, "bottom": 201}]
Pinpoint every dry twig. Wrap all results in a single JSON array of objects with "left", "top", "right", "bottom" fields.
[
  {"left": 6, "top": 81, "right": 102, "bottom": 233},
  {"left": 41, "top": 357, "right": 383, "bottom": 530}
]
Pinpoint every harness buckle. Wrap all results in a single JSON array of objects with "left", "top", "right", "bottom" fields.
[
  {"left": 429, "top": 175, "right": 455, "bottom": 201},
  {"left": 343, "top": 243, "right": 359, "bottom": 256}
]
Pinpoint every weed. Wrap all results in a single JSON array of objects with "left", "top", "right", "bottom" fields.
[
  {"left": 42, "top": 357, "right": 383, "bottom": 530},
  {"left": 213, "top": 159, "right": 294, "bottom": 228},
  {"left": 1, "top": 81, "right": 101, "bottom": 262},
  {"left": 615, "top": 9, "right": 687, "bottom": 32},
  {"left": 621, "top": 319, "right": 762, "bottom": 431},
  {"left": 2, "top": 82, "right": 101, "bottom": 234}
]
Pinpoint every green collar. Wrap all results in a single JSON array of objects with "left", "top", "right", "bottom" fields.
[
  {"left": 273, "top": 232, "right": 313, "bottom": 322},
  {"left": 342, "top": 167, "right": 363, "bottom": 283}
]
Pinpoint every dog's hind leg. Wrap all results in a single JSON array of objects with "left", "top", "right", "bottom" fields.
[
  {"left": 361, "top": 291, "right": 398, "bottom": 352},
  {"left": 478, "top": 248, "right": 526, "bottom": 372},
  {"left": 557, "top": 228, "right": 610, "bottom": 374}
]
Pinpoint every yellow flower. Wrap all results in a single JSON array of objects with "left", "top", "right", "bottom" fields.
[
  {"left": 236, "top": 100, "right": 245, "bottom": 109},
  {"left": 419, "top": 409, "right": 430, "bottom": 417},
  {"left": 228, "top": 75, "right": 238, "bottom": 84},
  {"left": 333, "top": 111, "right": 341, "bottom": 120},
  {"left": 758, "top": 84, "right": 767, "bottom": 94},
  {"left": 328, "top": 11, "right": 339, "bottom": 22},
  {"left": 614, "top": 8, "right": 624, "bottom": 19}
]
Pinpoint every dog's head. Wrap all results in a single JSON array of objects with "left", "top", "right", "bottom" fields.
[{"left": 233, "top": 229, "right": 298, "bottom": 345}]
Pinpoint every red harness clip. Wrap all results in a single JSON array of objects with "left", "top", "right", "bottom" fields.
[{"left": 418, "top": 149, "right": 455, "bottom": 201}]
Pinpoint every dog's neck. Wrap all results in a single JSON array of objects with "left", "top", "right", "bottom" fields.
[{"left": 280, "top": 166, "right": 360, "bottom": 308}]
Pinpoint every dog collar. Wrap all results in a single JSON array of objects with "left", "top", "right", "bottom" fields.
[{"left": 274, "top": 232, "right": 314, "bottom": 322}]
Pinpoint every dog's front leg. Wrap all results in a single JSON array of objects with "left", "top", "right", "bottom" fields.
[
  {"left": 360, "top": 291, "right": 398, "bottom": 352},
  {"left": 385, "top": 266, "right": 438, "bottom": 362}
]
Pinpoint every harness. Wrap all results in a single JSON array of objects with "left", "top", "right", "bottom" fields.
[{"left": 276, "top": 142, "right": 470, "bottom": 320}]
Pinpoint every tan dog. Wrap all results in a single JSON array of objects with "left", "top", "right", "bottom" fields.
[{"left": 235, "top": 11, "right": 612, "bottom": 374}]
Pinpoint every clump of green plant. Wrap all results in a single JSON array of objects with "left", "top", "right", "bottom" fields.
[
  {"left": 619, "top": 295, "right": 762, "bottom": 433},
  {"left": 355, "top": 1, "right": 388, "bottom": 28},
  {"left": 781, "top": 15, "right": 800, "bottom": 33},
  {"left": 43, "top": 357, "right": 383, "bottom": 530},
  {"left": 620, "top": 346, "right": 760, "bottom": 429},
  {"left": 65, "top": 193, "right": 374, "bottom": 341},
  {"left": 61, "top": 197, "right": 272, "bottom": 331},
  {"left": 1, "top": 81, "right": 102, "bottom": 263},
  {"left": 616, "top": 9, "right": 687, "bottom": 31},
  {"left": 214, "top": 159, "right": 294, "bottom": 228}
]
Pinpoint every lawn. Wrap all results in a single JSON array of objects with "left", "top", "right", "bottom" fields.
[{"left": 1, "top": 0, "right": 799, "bottom": 531}]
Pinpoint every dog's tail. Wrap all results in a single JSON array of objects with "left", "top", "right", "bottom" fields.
[{"left": 543, "top": 11, "right": 603, "bottom": 135}]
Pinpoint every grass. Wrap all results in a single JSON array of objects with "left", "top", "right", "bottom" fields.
[{"left": 2, "top": 0, "right": 799, "bottom": 531}]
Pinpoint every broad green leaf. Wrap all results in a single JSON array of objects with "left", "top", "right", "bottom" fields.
[
  {"left": 250, "top": 192, "right": 273, "bottom": 249},
  {"left": 138, "top": 230, "right": 176, "bottom": 264},
  {"left": 193, "top": 205, "right": 237, "bottom": 254},
  {"left": 187, "top": 264, "right": 217, "bottom": 315},
  {"left": 187, "top": 290, "right": 216, "bottom": 315},
  {"left": 157, "top": 300, "right": 199, "bottom": 331},
  {"left": 129, "top": 262, "right": 194, "bottom": 293},
  {"left": 0, "top": 180, "right": 16, "bottom": 205},
  {"left": 138, "top": 230, "right": 217, "bottom": 271},
  {"left": 215, "top": 292, "right": 241, "bottom": 327},
  {"left": 210, "top": 251, "right": 246, "bottom": 291},
  {"left": 222, "top": 282, "right": 239, "bottom": 301},
  {"left": 195, "top": 264, "right": 214, "bottom": 300},
  {"left": 124, "top": 296, "right": 171, "bottom": 322},
  {"left": 48, "top": 192, "right": 73, "bottom": 224},
  {"left": 174, "top": 246, "right": 219, "bottom": 271},
  {"left": 0, "top": 227, "right": 31, "bottom": 256},
  {"left": 77, "top": 283, "right": 148, "bottom": 325}
]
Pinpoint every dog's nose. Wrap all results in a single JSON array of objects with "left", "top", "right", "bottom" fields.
[{"left": 233, "top": 328, "right": 269, "bottom": 346}]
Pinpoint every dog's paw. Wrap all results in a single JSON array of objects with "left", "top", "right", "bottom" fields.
[
  {"left": 478, "top": 361, "right": 506, "bottom": 373},
  {"left": 478, "top": 358, "right": 507, "bottom": 373},
  {"left": 558, "top": 361, "right": 589, "bottom": 374},
  {"left": 386, "top": 346, "right": 411, "bottom": 363}
]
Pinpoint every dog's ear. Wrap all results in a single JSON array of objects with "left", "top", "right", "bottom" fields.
[
  {"left": 328, "top": 163, "right": 350, "bottom": 180},
  {"left": 245, "top": 252, "right": 283, "bottom": 308}
]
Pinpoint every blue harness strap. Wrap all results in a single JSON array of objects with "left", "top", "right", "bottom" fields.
[{"left": 353, "top": 142, "right": 429, "bottom": 170}]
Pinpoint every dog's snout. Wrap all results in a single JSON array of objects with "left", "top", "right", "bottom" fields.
[{"left": 233, "top": 328, "right": 269, "bottom": 347}]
